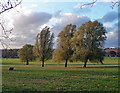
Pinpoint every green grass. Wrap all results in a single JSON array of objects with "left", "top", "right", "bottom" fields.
[{"left": 2, "top": 57, "right": 119, "bottom": 92}]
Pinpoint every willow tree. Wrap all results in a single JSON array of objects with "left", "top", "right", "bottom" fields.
[
  {"left": 71, "top": 20, "right": 106, "bottom": 67},
  {"left": 33, "top": 26, "right": 54, "bottom": 67},
  {"left": 18, "top": 44, "right": 35, "bottom": 65},
  {"left": 53, "top": 24, "right": 76, "bottom": 67}
]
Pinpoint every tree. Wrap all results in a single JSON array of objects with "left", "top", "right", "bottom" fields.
[
  {"left": 102, "top": 51, "right": 106, "bottom": 56},
  {"left": 2, "top": 49, "right": 19, "bottom": 58},
  {"left": 109, "top": 51, "right": 116, "bottom": 57},
  {"left": 53, "top": 24, "right": 76, "bottom": 67},
  {"left": 71, "top": 20, "right": 106, "bottom": 67},
  {"left": 33, "top": 26, "right": 54, "bottom": 67},
  {"left": 18, "top": 44, "right": 35, "bottom": 65}
]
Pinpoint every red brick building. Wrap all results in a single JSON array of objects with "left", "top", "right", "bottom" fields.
[{"left": 103, "top": 48, "right": 120, "bottom": 57}]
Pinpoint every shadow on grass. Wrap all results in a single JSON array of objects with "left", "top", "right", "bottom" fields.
[{"left": 76, "top": 66, "right": 120, "bottom": 68}]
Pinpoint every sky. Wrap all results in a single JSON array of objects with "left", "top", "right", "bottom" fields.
[{"left": 0, "top": 0, "right": 119, "bottom": 49}]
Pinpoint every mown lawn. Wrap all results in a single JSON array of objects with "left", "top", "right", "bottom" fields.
[{"left": 2, "top": 57, "right": 119, "bottom": 92}]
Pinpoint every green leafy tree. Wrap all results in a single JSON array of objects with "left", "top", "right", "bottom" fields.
[
  {"left": 53, "top": 24, "right": 76, "bottom": 67},
  {"left": 71, "top": 20, "right": 106, "bottom": 67},
  {"left": 33, "top": 26, "right": 54, "bottom": 67},
  {"left": 18, "top": 44, "right": 35, "bottom": 65}
]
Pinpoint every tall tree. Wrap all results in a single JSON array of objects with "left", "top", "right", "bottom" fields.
[
  {"left": 53, "top": 24, "right": 76, "bottom": 67},
  {"left": 18, "top": 44, "right": 35, "bottom": 65},
  {"left": 33, "top": 26, "right": 54, "bottom": 67},
  {"left": 71, "top": 20, "right": 106, "bottom": 67}
]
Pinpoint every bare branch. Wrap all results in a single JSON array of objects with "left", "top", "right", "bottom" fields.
[
  {"left": 0, "top": 0, "right": 22, "bottom": 14},
  {"left": 0, "top": 21, "right": 14, "bottom": 48},
  {"left": 80, "top": 0, "right": 97, "bottom": 8},
  {"left": 111, "top": 1, "right": 119, "bottom": 9},
  {"left": 0, "top": 39, "right": 11, "bottom": 49},
  {"left": 80, "top": 0, "right": 119, "bottom": 9},
  {"left": 0, "top": 0, "right": 22, "bottom": 49}
]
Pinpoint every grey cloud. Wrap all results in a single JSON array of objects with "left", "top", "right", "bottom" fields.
[
  {"left": 54, "top": 10, "right": 62, "bottom": 18},
  {"left": 99, "top": 11, "right": 118, "bottom": 23},
  {"left": 114, "top": 22, "right": 118, "bottom": 27},
  {"left": 51, "top": 14, "right": 90, "bottom": 48},
  {"left": 52, "top": 13, "right": 118, "bottom": 48},
  {"left": 9, "top": 12, "right": 52, "bottom": 48},
  {"left": 104, "top": 24, "right": 118, "bottom": 48},
  {"left": 13, "top": 12, "right": 52, "bottom": 30},
  {"left": 105, "top": 37, "right": 118, "bottom": 48},
  {"left": 98, "top": 11, "right": 118, "bottom": 48},
  {"left": 72, "top": 3, "right": 92, "bottom": 14},
  {"left": 73, "top": 7, "right": 91, "bottom": 14},
  {"left": 52, "top": 14, "right": 90, "bottom": 36},
  {"left": 9, "top": 35, "right": 36, "bottom": 48},
  {"left": 8, "top": 10, "right": 118, "bottom": 49}
]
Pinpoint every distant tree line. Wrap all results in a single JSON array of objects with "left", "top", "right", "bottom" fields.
[
  {"left": 2, "top": 48, "right": 118, "bottom": 59},
  {"left": 1, "top": 49, "right": 19, "bottom": 58}
]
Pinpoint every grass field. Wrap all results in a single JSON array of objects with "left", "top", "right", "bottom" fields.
[{"left": 2, "top": 57, "right": 119, "bottom": 92}]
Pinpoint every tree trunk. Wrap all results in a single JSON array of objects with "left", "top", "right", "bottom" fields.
[
  {"left": 83, "top": 58, "right": 88, "bottom": 68},
  {"left": 42, "top": 56, "right": 44, "bottom": 67},
  {"left": 100, "top": 60, "right": 104, "bottom": 64},
  {"left": 26, "top": 58, "right": 29, "bottom": 65},
  {"left": 65, "top": 59, "right": 68, "bottom": 67}
]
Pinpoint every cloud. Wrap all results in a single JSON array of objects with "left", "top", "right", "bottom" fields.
[
  {"left": 101, "top": 0, "right": 113, "bottom": 2},
  {"left": 2, "top": 7, "right": 118, "bottom": 49},
  {"left": 54, "top": 10, "right": 62, "bottom": 18},
  {"left": 51, "top": 13, "right": 90, "bottom": 36},
  {"left": 13, "top": 12, "right": 52, "bottom": 28},
  {"left": 73, "top": 3, "right": 92, "bottom": 14},
  {"left": 98, "top": 11, "right": 118, "bottom": 23},
  {"left": 107, "top": 31, "right": 118, "bottom": 39},
  {"left": 50, "top": 13, "right": 90, "bottom": 48},
  {"left": 1, "top": 10, "right": 90, "bottom": 49},
  {"left": 73, "top": 3, "right": 96, "bottom": 9},
  {"left": 105, "top": 36, "right": 118, "bottom": 48},
  {"left": 31, "top": 4, "right": 38, "bottom": 8},
  {"left": 104, "top": 23, "right": 113, "bottom": 28},
  {"left": 114, "top": 22, "right": 118, "bottom": 27},
  {"left": 51, "top": 12, "right": 118, "bottom": 48},
  {"left": 23, "top": 0, "right": 114, "bottom": 2},
  {"left": 104, "top": 22, "right": 118, "bottom": 48},
  {"left": 8, "top": 12, "right": 52, "bottom": 48},
  {"left": 74, "top": 3, "right": 85, "bottom": 8}
]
